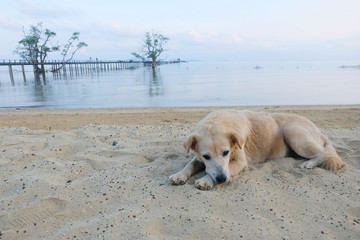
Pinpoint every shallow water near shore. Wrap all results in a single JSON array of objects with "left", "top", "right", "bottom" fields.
[{"left": 0, "top": 61, "right": 359, "bottom": 108}]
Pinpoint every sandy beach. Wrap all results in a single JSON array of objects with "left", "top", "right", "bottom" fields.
[{"left": 0, "top": 105, "right": 359, "bottom": 239}]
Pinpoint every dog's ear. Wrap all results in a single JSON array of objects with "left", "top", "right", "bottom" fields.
[
  {"left": 228, "top": 132, "right": 243, "bottom": 150},
  {"left": 184, "top": 134, "right": 199, "bottom": 153}
]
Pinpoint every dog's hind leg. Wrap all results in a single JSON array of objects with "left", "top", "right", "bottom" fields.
[
  {"left": 283, "top": 124, "right": 346, "bottom": 173},
  {"left": 297, "top": 142, "right": 346, "bottom": 173},
  {"left": 169, "top": 156, "right": 205, "bottom": 185}
]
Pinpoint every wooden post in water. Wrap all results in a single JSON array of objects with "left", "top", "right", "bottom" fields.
[
  {"left": 53, "top": 61, "right": 58, "bottom": 77},
  {"left": 8, "top": 64, "right": 14, "bottom": 84},
  {"left": 63, "top": 63, "right": 67, "bottom": 76},
  {"left": 21, "top": 64, "right": 26, "bottom": 82}
]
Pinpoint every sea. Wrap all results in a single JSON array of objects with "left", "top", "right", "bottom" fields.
[{"left": 0, "top": 61, "right": 359, "bottom": 109}]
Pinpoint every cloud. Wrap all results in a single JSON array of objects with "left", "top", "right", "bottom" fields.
[
  {"left": 185, "top": 30, "right": 245, "bottom": 46},
  {"left": 19, "top": 1, "right": 75, "bottom": 19},
  {"left": 0, "top": 14, "right": 20, "bottom": 31},
  {"left": 94, "top": 21, "right": 142, "bottom": 38}
]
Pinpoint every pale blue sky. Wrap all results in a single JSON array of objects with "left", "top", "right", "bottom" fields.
[{"left": 1, "top": 0, "right": 359, "bottom": 61}]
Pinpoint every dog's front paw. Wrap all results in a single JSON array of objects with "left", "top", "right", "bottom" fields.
[
  {"left": 299, "top": 160, "right": 316, "bottom": 169},
  {"left": 169, "top": 172, "right": 189, "bottom": 185},
  {"left": 195, "top": 175, "right": 214, "bottom": 190}
]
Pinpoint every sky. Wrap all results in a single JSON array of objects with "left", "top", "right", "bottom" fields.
[{"left": 0, "top": 0, "right": 359, "bottom": 62}]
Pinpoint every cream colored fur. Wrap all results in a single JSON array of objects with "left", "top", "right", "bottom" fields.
[{"left": 169, "top": 110, "right": 346, "bottom": 190}]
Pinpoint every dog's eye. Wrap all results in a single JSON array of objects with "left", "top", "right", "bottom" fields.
[
  {"left": 202, "top": 154, "right": 211, "bottom": 160},
  {"left": 222, "top": 150, "right": 229, "bottom": 157}
]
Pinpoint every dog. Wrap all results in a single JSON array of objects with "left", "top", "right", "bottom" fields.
[{"left": 169, "top": 110, "right": 346, "bottom": 190}]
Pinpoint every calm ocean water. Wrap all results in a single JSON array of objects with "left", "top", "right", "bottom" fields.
[{"left": 0, "top": 61, "right": 359, "bottom": 108}]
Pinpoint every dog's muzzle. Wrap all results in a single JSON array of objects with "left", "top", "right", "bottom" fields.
[{"left": 215, "top": 173, "right": 227, "bottom": 184}]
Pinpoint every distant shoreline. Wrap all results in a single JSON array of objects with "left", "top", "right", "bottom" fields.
[{"left": 338, "top": 65, "right": 360, "bottom": 69}]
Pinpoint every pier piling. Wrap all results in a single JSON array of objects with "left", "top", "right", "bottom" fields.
[
  {"left": 8, "top": 65, "right": 14, "bottom": 84},
  {"left": 21, "top": 64, "right": 26, "bottom": 82}
]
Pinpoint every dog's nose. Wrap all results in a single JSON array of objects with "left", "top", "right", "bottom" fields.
[{"left": 215, "top": 174, "right": 227, "bottom": 184}]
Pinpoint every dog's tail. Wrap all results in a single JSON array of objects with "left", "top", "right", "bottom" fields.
[{"left": 320, "top": 139, "right": 346, "bottom": 173}]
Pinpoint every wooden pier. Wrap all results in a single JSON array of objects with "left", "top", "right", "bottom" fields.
[{"left": 0, "top": 59, "right": 182, "bottom": 83}]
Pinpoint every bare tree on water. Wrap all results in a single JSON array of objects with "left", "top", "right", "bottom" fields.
[
  {"left": 14, "top": 22, "right": 87, "bottom": 74},
  {"left": 52, "top": 32, "right": 88, "bottom": 72},
  {"left": 132, "top": 31, "right": 169, "bottom": 70}
]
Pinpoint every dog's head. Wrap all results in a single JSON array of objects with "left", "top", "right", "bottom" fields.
[{"left": 184, "top": 128, "right": 242, "bottom": 184}]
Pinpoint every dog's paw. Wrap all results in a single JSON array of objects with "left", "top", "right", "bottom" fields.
[
  {"left": 169, "top": 173, "right": 189, "bottom": 185},
  {"left": 195, "top": 176, "right": 214, "bottom": 190},
  {"left": 299, "top": 160, "right": 316, "bottom": 169}
]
